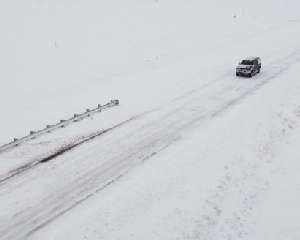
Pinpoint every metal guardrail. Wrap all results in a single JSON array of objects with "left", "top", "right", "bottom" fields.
[{"left": 0, "top": 99, "right": 119, "bottom": 154}]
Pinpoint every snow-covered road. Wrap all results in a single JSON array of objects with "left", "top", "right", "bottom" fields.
[
  {"left": 1, "top": 1, "right": 300, "bottom": 239},
  {"left": 0, "top": 44, "right": 300, "bottom": 239}
]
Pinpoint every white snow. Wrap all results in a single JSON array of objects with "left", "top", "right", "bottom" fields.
[{"left": 0, "top": 0, "right": 300, "bottom": 239}]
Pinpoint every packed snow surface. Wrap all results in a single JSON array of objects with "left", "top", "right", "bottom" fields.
[{"left": 0, "top": 0, "right": 300, "bottom": 239}]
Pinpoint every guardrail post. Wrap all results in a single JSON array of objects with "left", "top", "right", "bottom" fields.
[
  {"left": 73, "top": 114, "right": 80, "bottom": 122},
  {"left": 60, "top": 120, "right": 66, "bottom": 127},
  {"left": 111, "top": 99, "right": 119, "bottom": 105}
]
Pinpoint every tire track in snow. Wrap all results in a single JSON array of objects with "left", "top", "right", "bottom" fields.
[
  {"left": 0, "top": 114, "right": 147, "bottom": 186},
  {"left": 0, "top": 51, "right": 300, "bottom": 240},
  {"left": 189, "top": 59, "right": 300, "bottom": 240}
]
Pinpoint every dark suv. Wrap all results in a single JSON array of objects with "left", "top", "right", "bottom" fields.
[{"left": 236, "top": 57, "right": 261, "bottom": 77}]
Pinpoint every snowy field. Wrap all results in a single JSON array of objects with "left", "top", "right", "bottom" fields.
[{"left": 0, "top": 0, "right": 300, "bottom": 239}]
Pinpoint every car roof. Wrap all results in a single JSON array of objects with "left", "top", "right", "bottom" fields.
[{"left": 244, "top": 56, "right": 260, "bottom": 61}]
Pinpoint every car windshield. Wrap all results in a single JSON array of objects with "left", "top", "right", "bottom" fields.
[{"left": 241, "top": 60, "right": 254, "bottom": 65}]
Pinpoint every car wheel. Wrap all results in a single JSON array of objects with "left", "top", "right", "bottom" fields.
[{"left": 248, "top": 73, "right": 252, "bottom": 78}]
